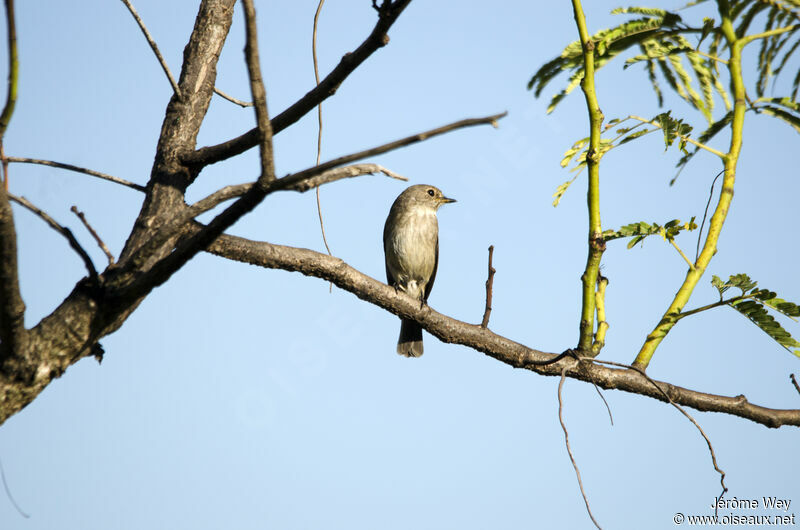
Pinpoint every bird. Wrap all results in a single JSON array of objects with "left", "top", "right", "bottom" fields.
[{"left": 383, "top": 184, "right": 455, "bottom": 357}]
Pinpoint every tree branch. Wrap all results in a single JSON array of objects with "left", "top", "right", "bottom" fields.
[
  {"left": 8, "top": 194, "right": 98, "bottom": 279},
  {"left": 196, "top": 229, "right": 800, "bottom": 428},
  {"left": 0, "top": 187, "right": 25, "bottom": 361},
  {"left": 183, "top": 0, "right": 413, "bottom": 167},
  {"left": 213, "top": 87, "right": 252, "bottom": 107},
  {"left": 5, "top": 157, "right": 146, "bottom": 191},
  {"left": 119, "top": 0, "right": 182, "bottom": 98},
  {"left": 480, "top": 245, "right": 495, "bottom": 328},
  {"left": 71, "top": 206, "right": 115, "bottom": 265},
  {"left": 241, "top": 0, "right": 275, "bottom": 185}
]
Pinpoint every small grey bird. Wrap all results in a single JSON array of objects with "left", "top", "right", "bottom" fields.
[{"left": 383, "top": 184, "right": 456, "bottom": 357}]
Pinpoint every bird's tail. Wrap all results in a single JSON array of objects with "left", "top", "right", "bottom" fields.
[{"left": 397, "top": 319, "right": 423, "bottom": 357}]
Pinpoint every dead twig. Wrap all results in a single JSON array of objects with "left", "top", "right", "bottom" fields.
[
  {"left": 71, "top": 206, "right": 115, "bottom": 265},
  {"left": 791, "top": 374, "right": 800, "bottom": 396},
  {"left": 119, "top": 0, "right": 181, "bottom": 98},
  {"left": 6, "top": 157, "right": 145, "bottom": 192},
  {"left": 0, "top": 456, "right": 29, "bottom": 519},
  {"left": 8, "top": 194, "right": 97, "bottom": 279},
  {"left": 480, "top": 244, "right": 496, "bottom": 328},
  {"left": 558, "top": 365, "right": 603, "bottom": 530},
  {"left": 213, "top": 87, "right": 252, "bottom": 107}
]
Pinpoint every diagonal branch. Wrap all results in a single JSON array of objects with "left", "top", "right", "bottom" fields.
[
  {"left": 71, "top": 206, "right": 115, "bottom": 265},
  {"left": 6, "top": 157, "right": 146, "bottom": 191},
  {"left": 183, "top": 0, "right": 413, "bottom": 167},
  {"left": 197, "top": 229, "right": 800, "bottom": 428},
  {"left": 119, "top": 0, "right": 182, "bottom": 98},
  {"left": 8, "top": 194, "right": 97, "bottom": 279}
]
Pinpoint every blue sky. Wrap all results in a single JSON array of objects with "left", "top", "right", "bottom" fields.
[{"left": 1, "top": 1, "right": 798, "bottom": 529}]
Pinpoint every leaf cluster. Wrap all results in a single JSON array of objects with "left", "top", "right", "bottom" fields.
[
  {"left": 711, "top": 274, "right": 800, "bottom": 357},
  {"left": 603, "top": 217, "right": 697, "bottom": 248}
]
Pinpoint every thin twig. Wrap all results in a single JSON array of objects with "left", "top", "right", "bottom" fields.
[
  {"left": 8, "top": 194, "right": 97, "bottom": 279},
  {"left": 1, "top": 143, "right": 8, "bottom": 192},
  {"left": 629, "top": 115, "right": 726, "bottom": 159},
  {"left": 588, "top": 357, "right": 727, "bottom": 514},
  {"left": 213, "top": 87, "right": 252, "bottom": 107},
  {"left": 279, "top": 112, "right": 506, "bottom": 190},
  {"left": 119, "top": 0, "right": 181, "bottom": 98},
  {"left": 242, "top": 0, "right": 275, "bottom": 184},
  {"left": 558, "top": 365, "right": 603, "bottom": 530},
  {"left": 480, "top": 245, "right": 496, "bottom": 328},
  {"left": 696, "top": 170, "right": 724, "bottom": 262},
  {"left": 71, "top": 206, "right": 115, "bottom": 265},
  {"left": 312, "top": 0, "right": 333, "bottom": 262},
  {"left": 6, "top": 157, "right": 145, "bottom": 192},
  {"left": 670, "top": 238, "right": 696, "bottom": 270},
  {"left": 589, "top": 377, "right": 614, "bottom": 426},
  {"left": 312, "top": 0, "right": 333, "bottom": 295},
  {"left": 0, "top": 456, "right": 29, "bottom": 519},
  {"left": 791, "top": 374, "right": 800, "bottom": 396}
]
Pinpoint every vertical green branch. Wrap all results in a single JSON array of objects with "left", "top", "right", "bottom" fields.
[
  {"left": 633, "top": 0, "right": 745, "bottom": 369},
  {"left": 0, "top": 0, "right": 16, "bottom": 140},
  {"left": 571, "top": 0, "right": 606, "bottom": 354}
]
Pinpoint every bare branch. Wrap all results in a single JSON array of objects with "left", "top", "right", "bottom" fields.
[
  {"left": 480, "top": 244, "right": 495, "bottom": 328},
  {"left": 791, "top": 374, "right": 800, "bottom": 397},
  {"left": 558, "top": 365, "right": 603, "bottom": 530},
  {"left": 8, "top": 194, "right": 97, "bottom": 279},
  {"left": 213, "top": 87, "right": 252, "bottom": 107},
  {"left": 183, "top": 0, "right": 414, "bottom": 167},
  {"left": 6, "top": 157, "right": 146, "bottom": 192},
  {"left": 241, "top": 0, "right": 275, "bottom": 184},
  {"left": 198, "top": 231, "right": 800, "bottom": 428},
  {"left": 0, "top": 0, "right": 18, "bottom": 141},
  {"left": 278, "top": 112, "right": 506, "bottom": 190},
  {"left": 119, "top": 0, "right": 182, "bottom": 98},
  {"left": 70, "top": 206, "right": 115, "bottom": 265}
]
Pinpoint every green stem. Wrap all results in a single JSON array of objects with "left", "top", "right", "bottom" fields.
[
  {"left": 0, "top": 0, "right": 17, "bottom": 140},
  {"left": 571, "top": 0, "right": 606, "bottom": 354},
  {"left": 633, "top": 1, "right": 745, "bottom": 369}
]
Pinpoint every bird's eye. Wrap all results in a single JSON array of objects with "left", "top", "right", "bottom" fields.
[{"left": 427, "top": 189, "right": 435, "bottom": 197}]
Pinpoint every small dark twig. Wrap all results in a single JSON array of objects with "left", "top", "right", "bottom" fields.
[
  {"left": 589, "top": 377, "right": 614, "bottom": 426},
  {"left": 558, "top": 365, "right": 603, "bottom": 530},
  {"left": 480, "top": 245, "right": 496, "bottom": 328},
  {"left": 791, "top": 374, "right": 800, "bottom": 396},
  {"left": 6, "top": 157, "right": 145, "bottom": 192},
  {"left": 71, "top": 206, "right": 115, "bottom": 265},
  {"left": 213, "top": 87, "right": 253, "bottom": 107},
  {"left": 0, "top": 456, "right": 29, "bottom": 519},
  {"left": 8, "top": 194, "right": 97, "bottom": 279},
  {"left": 1, "top": 143, "right": 8, "bottom": 192},
  {"left": 696, "top": 170, "right": 724, "bottom": 262},
  {"left": 119, "top": 0, "right": 182, "bottom": 98}
]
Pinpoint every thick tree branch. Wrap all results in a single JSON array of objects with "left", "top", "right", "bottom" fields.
[
  {"left": 194, "top": 230, "right": 800, "bottom": 428},
  {"left": 183, "top": 0, "right": 413, "bottom": 167},
  {"left": 6, "top": 157, "right": 145, "bottom": 191},
  {"left": 0, "top": 187, "right": 25, "bottom": 361}
]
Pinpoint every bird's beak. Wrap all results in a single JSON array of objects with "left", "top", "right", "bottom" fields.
[{"left": 439, "top": 196, "right": 456, "bottom": 204}]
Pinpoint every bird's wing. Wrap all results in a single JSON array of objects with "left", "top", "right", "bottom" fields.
[
  {"left": 424, "top": 236, "right": 438, "bottom": 302},
  {"left": 383, "top": 220, "right": 396, "bottom": 287}
]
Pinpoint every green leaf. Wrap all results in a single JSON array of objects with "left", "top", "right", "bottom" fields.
[
  {"left": 759, "top": 104, "right": 800, "bottom": 133},
  {"left": 655, "top": 111, "right": 693, "bottom": 153},
  {"left": 603, "top": 218, "right": 697, "bottom": 247},
  {"left": 731, "top": 299, "right": 800, "bottom": 357},
  {"left": 552, "top": 174, "right": 580, "bottom": 207},
  {"left": 673, "top": 111, "right": 733, "bottom": 181}
]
